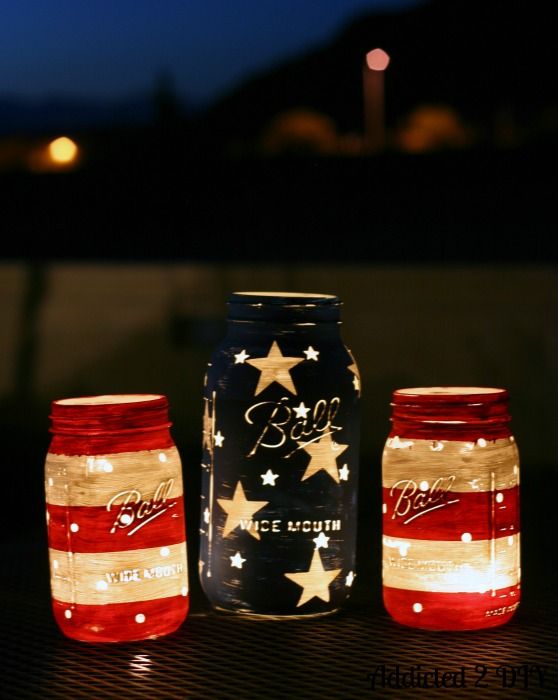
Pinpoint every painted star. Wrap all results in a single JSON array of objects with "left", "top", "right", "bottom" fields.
[
  {"left": 246, "top": 341, "right": 304, "bottom": 396},
  {"left": 202, "top": 399, "right": 212, "bottom": 451},
  {"left": 203, "top": 507, "right": 210, "bottom": 524},
  {"left": 338, "top": 464, "right": 350, "bottom": 481},
  {"left": 284, "top": 550, "right": 341, "bottom": 607},
  {"left": 303, "top": 346, "right": 320, "bottom": 361},
  {"left": 345, "top": 571, "right": 355, "bottom": 587},
  {"left": 347, "top": 359, "right": 361, "bottom": 395},
  {"left": 217, "top": 481, "right": 269, "bottom": 540},
  {"left": 230, "top": 552, "right": 246, "bottom": 569},
  {"left": 293, "top": 402, "right": 310, "bottom": 419},
  {"left": 261, "top": 469, "right": 279, "bottom": 486},
  {"left": 234, "top": 349, "right": 250, "bottom": 364},
  {"left": 214, "top": 430, "right": 225, "bottom": 447},
  {"left": 299, "top": 432, "right": 348, "bottom": 483},
  {"left": 313, "top": 532, "right": 330, "bottom": 550}
]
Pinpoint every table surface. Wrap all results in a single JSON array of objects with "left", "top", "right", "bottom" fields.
[{"left": 3, "top": 468, "right": 557, "bottom": 700}]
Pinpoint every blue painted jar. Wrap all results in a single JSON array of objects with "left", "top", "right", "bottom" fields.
[{"left": 199, "top": 292, "right": 360, "bottom": 616}]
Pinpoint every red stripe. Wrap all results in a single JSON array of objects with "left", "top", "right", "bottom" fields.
[
  {"left": 383, "top": 585, "right": 520, "bottom": 630},
  {"left": 383, "top": 486, "right": 519, "bottom": 540},
  {"left": 49, "top": 430, "right": 174, "bottom": 455},
  {"left": 52, "top": 595, "right": 189, "bottom": 642},
  {"left": 47, "top": 497, "right": 187, "bottom": 553}
]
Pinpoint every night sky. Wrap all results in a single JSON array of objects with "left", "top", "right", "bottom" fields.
[{"left": 1, "top": 0, "right": 424, "bottom": 105}]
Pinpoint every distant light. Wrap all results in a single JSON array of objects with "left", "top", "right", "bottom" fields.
[
  {"left": 48, "top": 137, "right": 78, "bottom": 164},
  {"left": 366, "top": 48, "right": 390, "bottom": 72}
]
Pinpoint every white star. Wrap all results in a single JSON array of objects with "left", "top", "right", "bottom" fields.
[
  {"left": 303, "top": 346, "right": 320, "bottom": 361},
  {"left": 293, "top": 402, "right": 311, "bottom": 419},
  {"left": 203, "top": 507, "right": 210, "bottom": 524},
  {"left": 313, "top": 531, "right": 330, "bottom": 549},
  {"left": 214, "top": 431, "right": 225, "bottom": 447},
  {"left": 230, "top": 552, "right": 246, "bottom": 569},
  {"left": 234, "top": 349, "right": 250, "bottom": 364},
  {"left": 338, "top": 464, "right": 350, "bottom": 481},
  {"left": 346, "top": 571, "right": 355, "bottom": 587},
  {"left": 261, "top": 469, "right": 279, "bottom": 486}
]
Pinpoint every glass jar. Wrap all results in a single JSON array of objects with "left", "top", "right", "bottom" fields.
[
  {"left": 45, "top": 394, "right": 189, "bottom": 642},
  {"left": 199, "top": 292, "right": 361, "bottom": 616},
  {"left": 382, "top": 387, "right": 520, "bottom": 630}
]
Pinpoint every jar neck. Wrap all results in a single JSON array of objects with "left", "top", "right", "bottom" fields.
[
  {"left": 389, "top": 387, "right": 512, "bottom": 441},
  {"left": 227, "top": 291, "right": 341, "bottom": 324},
  {"left": 49, "top": 394, "right": 174, "bottom": 455}
]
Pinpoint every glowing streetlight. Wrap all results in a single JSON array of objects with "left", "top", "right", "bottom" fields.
[
  {"left": 48, "top": 137, "right": 78, "bottom": 165},
  {"left": 363, "top": 48, "right": 390, "bottom": 153}
]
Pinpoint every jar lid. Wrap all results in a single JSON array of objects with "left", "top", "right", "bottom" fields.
[
  {"left": 390, "top": 386, "right": 512, "bottom": 439},
  {"left": 228, "top": 291, "right": 341, "bottom": 323},
  {"left": 50, "top": 394, "right": 171, "bottom": 436}
]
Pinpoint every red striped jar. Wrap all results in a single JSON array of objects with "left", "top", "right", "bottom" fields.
[
  {"left": 382, "top": 387, "right": 520, "bottom": 631},
  {"left": 45, "top": 394, "right": 189, "bottom": 642}
]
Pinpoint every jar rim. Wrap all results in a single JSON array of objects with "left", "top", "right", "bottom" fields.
[{"left": 54, "top": 394, "right": 164, "bottom": 407}]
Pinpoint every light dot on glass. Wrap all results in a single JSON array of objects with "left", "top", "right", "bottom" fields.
[
  {"left": 419, "top": 480, "right": 429, "bottom": 491},
  {"left": 96, "top": 580, "right": 108, "bottom": 591},
  {"left": 47, "top": 477, "right": 54, "bottom": 487},
  {"left": 496, "top": 492, "right": 504, "bottom": 503},
  {"left": 64, "top": 610, "right": 72, "bottom": 619},
  {"left": 412, "top": 603, "right": 423, "bottom": 613},
  {"left": 159, "top": 453, "right": 167, "bottom": 463},
  {"left": 461, "top": 532, "right": 473, "bottom": 543},
  {"left": 160, "top": 547, "right": 170, "bottom": 557},
  {"left": 135, "top": 613, "right": 146, "bottom": 624},
  {"left": 181, "top": 586, "right": 188, "bottom": 597},
  {"left": 508, "top": 536, "right": 514, "bottom": 546},
  {"left": 477, "top": 438, "right": 487, "bottom": 448},
  {"left": 70, "top": 523, "right": 79, "bottom": 533},
  {"left": 120, "top": 514, "right": 132, "bottom": 525},
  {"left": 53, "top": 559, "right": 59, "bottom": 569},
  {"left": 102, "top": 461, "right": 113, "bottom": 473},
  {"left": 382, "top": 503, "right": 387, "bottom": 514}
]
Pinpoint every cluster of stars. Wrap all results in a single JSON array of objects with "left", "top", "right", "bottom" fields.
[{"left": 203, "top": 339, "right": 360, "bottom": 608}]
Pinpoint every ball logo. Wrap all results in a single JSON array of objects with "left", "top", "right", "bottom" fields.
[
  {"left": 390, "top": 475, "right": 459, "bottom": 524},
  {"left": 107, "top": 478, "right": 176, "bottom": 535}
]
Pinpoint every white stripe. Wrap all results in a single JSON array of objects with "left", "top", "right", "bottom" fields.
[{"left": 383, "top": 534, "right": 520, "bottom": 593}]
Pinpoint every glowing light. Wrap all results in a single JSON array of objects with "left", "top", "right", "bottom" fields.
[
  {"left": 382, "top": 503, "right": 387, "bottom": 514},
  {"left": 419, "top": 480, "right": 429, "bottom": 491},
  {"left": 496, "top": 492, "right": 504, "bottom": 503},
  {"left": 477, "top": 438, "right": 487, "bottom": 448},
  {"left": 53, "top": 559, "right": 59, "bottom": 570},
  {"left": 64, "top": 610, "right": 72, "bottom": 619},
  {"left": 412, "top": 602, "right": 423, "bottom": 613},
  {"left": 135, "top": 613, "right": 146, "bottom": 624},
  {"left": 96, "top": 580, "right": 108, "bottom": 591},
  {"left": 120, "top": 513, "right": 132, "bottom": 525},
  {"left": 160, "top": 547, "right": 170, "bottom": 557},
  {"left": 158, "top": 453, "right": 167, "bottom": 463},
  {"left": 181, "top": 586, "right": 188, "bottom": 597},
  {"left": 70, "top": 523, "right": 79, "bottom": 533},
  {"left": 48, "top": 137, "right": 78, "bottom": 164},
  {"left": 48, "top": 477, "right": 54, "bottom": 487},
  {"left": 366, "top": 48, "right": 390, "bottom": 71},
  {"left": 461, "top": 532, "right": 473, "bottom": 543}
]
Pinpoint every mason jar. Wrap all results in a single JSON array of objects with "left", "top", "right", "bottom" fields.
[
  {"left": 199, "top": 292, "right": 361, "bottom": 616},
  {"left": 382, "top": 387, "right": 520, "bottom": 630},
  {"left": 45, "top": 394, "right": 189, "bottom": 642}
]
